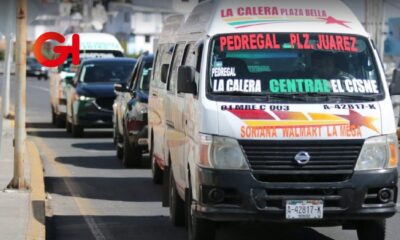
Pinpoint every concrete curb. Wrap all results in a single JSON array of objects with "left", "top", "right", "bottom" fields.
[{"left": 25, "top": 140, "right": 46, "bottom": 240}]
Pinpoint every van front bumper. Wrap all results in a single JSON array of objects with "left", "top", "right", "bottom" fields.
[{"left": 194, "top": 167, "right": 398, "bottom": 223}]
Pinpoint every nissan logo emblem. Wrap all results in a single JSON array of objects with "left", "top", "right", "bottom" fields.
[{"left": 294, "top": 151, "right": 311, "bottom": 165}]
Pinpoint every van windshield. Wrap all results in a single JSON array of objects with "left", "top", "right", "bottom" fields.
[{"left": 208, "top": 33, "right": 383, "bottom": 103}]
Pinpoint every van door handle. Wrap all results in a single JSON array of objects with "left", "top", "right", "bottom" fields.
[{"left": 152, "top": 93, "right": 158, "bottom": 97}]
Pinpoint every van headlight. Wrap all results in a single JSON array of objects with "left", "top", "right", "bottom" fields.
[
  {"left": 198, "top": 134, "right": 249, "bottom": 170},
  {"left": 355, "top": 134, "right": 399, "bottom": 171}
]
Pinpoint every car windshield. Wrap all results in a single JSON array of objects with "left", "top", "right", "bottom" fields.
[
  {"left": 79, "top": 62, "right": 134, "bottom": 84},
  {"left": 139, "top": 61, "right": 153, "bottom": 91},
  {"left": 208, "top": 33, "right": 383, "bottom": 103}
]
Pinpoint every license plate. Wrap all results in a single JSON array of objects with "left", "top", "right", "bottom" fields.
[{"left": 286, "top": 200, "right": 323, "bottom": 219}]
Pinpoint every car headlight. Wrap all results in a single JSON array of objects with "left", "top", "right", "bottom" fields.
[
  {"left": 355, "top": 134, "right": 398, "bottom": 171},
  {"left": 79, "top": 95, "right": 94, "bottom": 101},
  {"left": 137, "top": 102, "right": 148, "bottom": 114},
  {"left": 198, "top": 134, "right": 249, "bottom": 170}
]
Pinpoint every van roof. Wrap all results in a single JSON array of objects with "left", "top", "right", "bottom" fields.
[
  {"left": 64, "top": 33, "right": 124, "bottom": 53},
  {"left": 158, "top": 14, "right": 186, "bottom": 44},
  {"left": 180, "top": 0, "right": 368, "bottom": 38}
]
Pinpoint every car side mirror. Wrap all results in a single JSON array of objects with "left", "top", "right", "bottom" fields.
[
  {"left": 65, "top": 76, "right": 74, "bottom": 85},
  {"left": 390, "top": 69, "right": 400, "bottom": 96},
  {"left": 177, "top": 66, "right": 197, "bottom": 95},
  {"left": 114, "top": 83, "right": 127, "bottom": 92},
  {"left": 161, "top": 64, "right": 169, "bottom": 83}
]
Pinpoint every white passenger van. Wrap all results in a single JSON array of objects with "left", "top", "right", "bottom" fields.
[
  {"left": 148, "top": 14, "right": 186, "bottom": 184},
  {"left": 49, "top": 33, "right": 124, "bottom": 127},
  {"left": 148, "top": 1, "right": 398, "bottom": 239}
]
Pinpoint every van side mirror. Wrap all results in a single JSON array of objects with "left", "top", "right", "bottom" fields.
[
  {"left": 65, "top": 76, "right": 74, "bottom": 85},
  {"left": 114, "top": 83, "right": 128, "bottom": 92},
  {"left": 177, "top": 66, "right": 197, "bottom": 95},
  {"left": 390, "top": 69, "right": 400, "bottom": 95},
  {"left": 161, "top": 64, "right": 169, "bottom": 83}
]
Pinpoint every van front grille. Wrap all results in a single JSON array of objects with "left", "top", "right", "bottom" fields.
[{"left": 239, "top": 140, "right": 364, "bottom": 182}]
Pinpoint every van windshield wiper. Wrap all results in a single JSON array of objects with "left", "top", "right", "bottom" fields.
[
  {"left": 298, "top": 92, "right": 379, "bottom": 101},
  {"left": 212, "top": 91, "right": 265, "bottom": 96},
  {"left": 266, "top": 93, "right": 308, "bottom": 101}
]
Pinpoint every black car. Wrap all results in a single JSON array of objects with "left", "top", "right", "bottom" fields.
[
  {"left": 27, "top": 57, "right": 48, "bottom": 79},
  {"left": 113, "top": 54, "right": 153, "bottom": 167},
  {"left": 65, "top": 58, "right": 136, "bottom": 137}
]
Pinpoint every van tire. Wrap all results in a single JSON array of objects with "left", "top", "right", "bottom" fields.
[
  {"left": 187, "top": 184, "right": 216, "bottom": 240},
  {"left": 150, "top": 137, "right": 163, "bottom": 184},
  {"left": 356, "top": 220, "right": 385, "bottom": 240},
  {"left": 122, "top": 134, "right": 141, "bottom": 168},
  {"left": 169, "top": 168, "right": 185, "bottom": 227},
  {"left": 66, "top": 120, "right": 72, "bottom": 133},
  {"left": 116, "top": 144, "right": 123, "bottom": 160}
]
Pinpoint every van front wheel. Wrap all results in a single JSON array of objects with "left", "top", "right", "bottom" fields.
[
  {"left": 169, "top": 168, "right": 185, "bottom": 226},
  {"left": 356, "top": 220, "right": 385, "bottom": 240}
]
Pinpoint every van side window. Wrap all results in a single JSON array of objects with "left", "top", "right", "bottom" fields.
[
  {"left": 183, "top": 43, "right": 196, "bottom": 67},
  {"left": 152, "top": 45, "right": 165, "bottom": 87},
  {"left": 128, "top": 62, "right": 139, "bottom": 89},
  {"left": 153, "top": 44, "right": 173, "bottom": 89},
  {"left": 151, "top": 49, "right": 160, "bottom": 82},
  {"left": 196, "top": 42, "right": 203, "bottom": 73},
  {"left": 167, "top": 43, "right": 186, "bottom": 92},
  {"left": 129, "top": 62, "right": 141, "bottom": 90}
]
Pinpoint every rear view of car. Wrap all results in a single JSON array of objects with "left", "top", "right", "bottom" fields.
[
  {"left": 65, "top": 58, "right": 136, "bottom": 137},
  {"left": 27, "top": 57, "right": 48, "bottom": 80}
]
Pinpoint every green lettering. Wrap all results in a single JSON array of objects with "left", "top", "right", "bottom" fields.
[
  {"left": 286, "top": 79, "right": 296, "bottom": 93},
  {"left": 304, "top": 79, "right": 314, "bottom": 92},
  {"left": 279, "top": 79, "right": 287, "bottom": 93},
  {"left": 270, "top": 79, "right": 280, "bottom": 93},
  {"left": 314, "top": 79, "right": 323, "bottom": 92},
  {"left": 296, "top": 79, "right": 304, "bottom": 92},
  {"left": 323, "top": 79, "right": 331, "bottom": 92}
]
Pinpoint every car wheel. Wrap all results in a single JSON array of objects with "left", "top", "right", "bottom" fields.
[
  {"left": 122, "top": 134, "right": 141, "bottom": 168},
  {"left": 151, "top": 137, "right": 163, "bottom": 184},
  {"left": 356, "top": 220, "right": 385, "bottom": 240},
  {"left": 71, "top": 122, "right": 84, "bottom": 138},
  {"left": 55, "top": 115, "right": 65, "bottom": 128},
  {"left": 169, "top": 168, "right": 185, "bottom": 227},
  {"left": 187, "top": 184, "right": 216, "bottom": 240}
]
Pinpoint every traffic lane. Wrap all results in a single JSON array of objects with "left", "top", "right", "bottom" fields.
[
  {"left": 30, "top": 122, "right": 357, "bottom": 240},
  {"left": 21, "top": 76, "right": 398, "bottom": 240}
]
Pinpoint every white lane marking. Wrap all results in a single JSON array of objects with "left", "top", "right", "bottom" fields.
[{"left": 30, "top": 85, "right": 50, "bottom": 92}]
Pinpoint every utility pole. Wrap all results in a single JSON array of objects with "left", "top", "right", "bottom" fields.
[{"left": 8, "top": 0, "right": 27, "bottom": 189}]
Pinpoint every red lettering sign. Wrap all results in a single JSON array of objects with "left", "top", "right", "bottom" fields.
[{"left": 33, "top": 32, "right": 80, "bottom": 67}]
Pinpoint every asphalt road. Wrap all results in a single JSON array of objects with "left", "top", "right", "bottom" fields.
[{"left": 2, "top": 75, "right": 400, "bottom": 240}]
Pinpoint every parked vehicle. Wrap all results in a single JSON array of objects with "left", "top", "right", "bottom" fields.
[
  {"left": 113, "top": 54, "right": 153, "bottom": 168},
  {"left": 148, "top": 13, "right": 185, "bottom": 184},
  {"left": 27, "top": 57, "right": 48, "bottom": 80},
  {"left": 65, "top": 58, "right": 136, "bottom": 137},
  {"left": 390, "top": 65, "right": 400, "bottom": 126},
  {"left": 148, "top": 1, "right": 399, "bottom": 240},
  {"left": 49, "top": 33, "right": 124, "bottom": 128}
]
